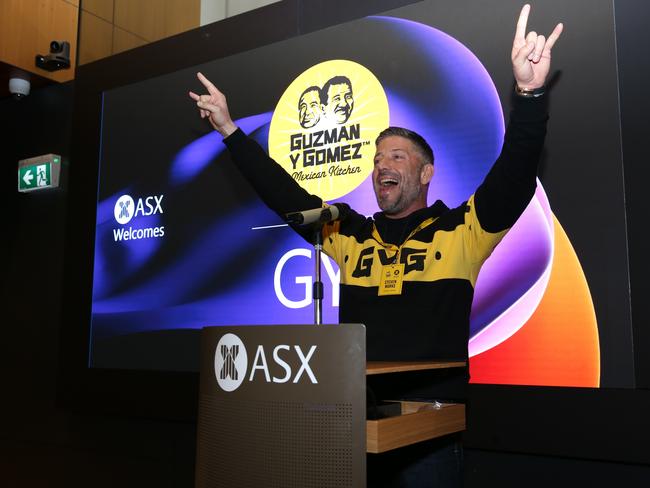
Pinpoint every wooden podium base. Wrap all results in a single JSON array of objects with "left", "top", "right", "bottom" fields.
[{"left": 365, "top": 361, "right": 467, "bottom": 453}]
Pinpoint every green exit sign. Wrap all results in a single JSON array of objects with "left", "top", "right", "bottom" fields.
[{"left": 18, "top": 154, "right": 61, "bottom": 192}]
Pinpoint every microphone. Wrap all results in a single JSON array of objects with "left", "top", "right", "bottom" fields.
[{"left": 285, "top": 203, "right": 350, "bottom": 226}]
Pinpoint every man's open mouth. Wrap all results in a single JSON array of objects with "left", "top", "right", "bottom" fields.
[{"left": 379, "top": 176, "right": 399, "bottom": 187}]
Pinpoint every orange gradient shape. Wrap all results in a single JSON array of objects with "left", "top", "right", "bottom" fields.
[{"left": 470, "top": 216, "right": 600, "bottom": 387}]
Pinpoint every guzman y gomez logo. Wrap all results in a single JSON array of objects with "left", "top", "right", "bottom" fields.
[
  {"left": 214, "top": 333, "right": 318, "bottom": 393},
  {"left": 268, "top": 60, "right": 389, "bottom": 201},
  {"left": 112, "top": 194, "right": 165, "bottom": 241}
]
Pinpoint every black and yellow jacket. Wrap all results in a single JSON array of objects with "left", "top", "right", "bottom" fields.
[{"left": 224, "top": 94, "right": 548, "bottom": 396}]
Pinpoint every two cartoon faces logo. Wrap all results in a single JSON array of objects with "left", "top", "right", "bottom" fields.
[
  {"left": 298, "top": 75, "right": 354, "bottom": 129},
  {"left": 269, "top": 60, "right": 389, "bottom": 201}
]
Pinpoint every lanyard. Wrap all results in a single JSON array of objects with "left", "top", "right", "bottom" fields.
[{"left": 371, "top": 216, "right": 438, "bottom": 264}]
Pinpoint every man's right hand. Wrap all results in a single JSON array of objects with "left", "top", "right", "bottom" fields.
[{"left": 189, "top": 72, "right": 238, "bottom": 137}]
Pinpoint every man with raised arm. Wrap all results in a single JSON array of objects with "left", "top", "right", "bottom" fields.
[{"left": 190, "top": 4, "right": 562, "bottom": 487}]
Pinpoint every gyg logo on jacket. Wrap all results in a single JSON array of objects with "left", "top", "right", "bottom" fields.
[{"left": 268, "top": 60, "right": 389, "bottom": 201}]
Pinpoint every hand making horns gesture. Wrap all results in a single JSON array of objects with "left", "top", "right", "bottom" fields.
[
  {"left": 512, "top": 4, "right": 563, "bottom": 90},
  {"left": 188, "top": 72, "right": 238, "bottom": 137}
]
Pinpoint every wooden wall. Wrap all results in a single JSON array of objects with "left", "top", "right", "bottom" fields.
[
  {"left": 0, "top": 0, "right": 79, "bottom": 82},
  {"left": 0, "top": 0, "right": 218, "bottom": 81},
  {"left": 78, "top": 0, "right": 201, "bottom": 65}
]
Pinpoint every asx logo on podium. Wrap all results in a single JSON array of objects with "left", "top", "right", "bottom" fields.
[{"left": 214, "top": 333, "right": 318, "bottom": 392}]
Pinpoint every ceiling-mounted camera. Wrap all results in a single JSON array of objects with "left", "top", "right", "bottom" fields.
[
  {"left": 9, "top": 77, "right": 31, "bottom": 100},
  {"left": 35, "top": 40, "right": 71, "bottom": 71}
]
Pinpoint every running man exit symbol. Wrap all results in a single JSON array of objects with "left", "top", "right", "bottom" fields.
[{"left": 36, "top": 164, "right": 49, "bottom": 186}]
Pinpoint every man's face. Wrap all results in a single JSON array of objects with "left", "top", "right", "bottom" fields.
[
  {"left": 324, "top": 83, "right": 354, "bottom": 124},
  {"left": 372, "top": 136, "right": 432, "bottom": 218},
  {"left": 299, "top": 89, "right": 322, "bottom": 128}
]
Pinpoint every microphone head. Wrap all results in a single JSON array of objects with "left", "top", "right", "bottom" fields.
[
  {"left": 284, "top": 211, "right": 304, "bottom": 225},
  {"left": 284, "top": 203, "right": 350, "bottom": 226}
]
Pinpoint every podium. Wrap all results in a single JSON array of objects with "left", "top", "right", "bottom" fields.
[{"left": 195, "top": 325, "right": 466, "bottom": 487}]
